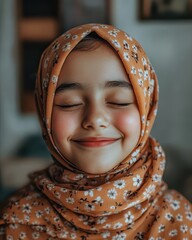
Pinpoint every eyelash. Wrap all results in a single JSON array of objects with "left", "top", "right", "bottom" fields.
[{"left": 56, "top": 102, "right": 131, "bottom": 109}]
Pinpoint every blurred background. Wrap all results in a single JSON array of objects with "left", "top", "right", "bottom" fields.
[{"left": 0, "top": 0, "right": 192, "bottom": 202}]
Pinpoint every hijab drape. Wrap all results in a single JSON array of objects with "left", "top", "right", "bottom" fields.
[{"left": 0, "top": 24, "right": 191, "bottom": 239}]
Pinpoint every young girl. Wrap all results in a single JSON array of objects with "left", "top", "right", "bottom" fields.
[{"left": 0, "top": 23, "right": 191, "bottom": 239}]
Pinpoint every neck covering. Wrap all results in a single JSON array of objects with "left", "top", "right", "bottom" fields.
[{"left": 0, "top": 23, "right": 191, "bottom": 239}]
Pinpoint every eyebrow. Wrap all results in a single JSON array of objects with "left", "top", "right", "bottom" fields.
[
  {"left": 55, "top": 80, "right": 132, "bottom": 94},
  {"left": 105, "top": 80, "right": 132, "bottom": 88}
]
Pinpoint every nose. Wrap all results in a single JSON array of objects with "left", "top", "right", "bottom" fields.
[{"left": 82, "top": 104, "right": 110, "bottom": 130}]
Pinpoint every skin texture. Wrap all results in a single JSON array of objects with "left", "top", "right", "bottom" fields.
[{"left": 52, "top": 42, "right": 141, "bottom": 174}]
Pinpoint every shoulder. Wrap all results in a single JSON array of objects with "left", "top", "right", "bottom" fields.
[
  {"left": 0, "top": 183, "right": 51, "bottom": 225},
  {"left": 148, "top": 189, "right": 192, "bottom": 238}
]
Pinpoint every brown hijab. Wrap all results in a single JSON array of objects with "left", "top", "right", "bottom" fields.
[{"left": 0, "top": 24, "right": 191, "bottom": 239}]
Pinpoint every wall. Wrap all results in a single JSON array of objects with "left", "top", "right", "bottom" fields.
[
  {"left": 0, "top": 0, "right": 40, "bottom": 158},
  {"left": 0, "top": 0, "right": 192, "bottom": 162}
]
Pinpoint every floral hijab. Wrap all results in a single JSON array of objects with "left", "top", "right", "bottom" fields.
[{"left": 0, "top": 24, "right": 191, "bottom": 239}]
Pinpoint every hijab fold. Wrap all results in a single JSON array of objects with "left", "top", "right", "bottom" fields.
[{"left": 0, "top": 24, "right": 191, "bottom": 239}]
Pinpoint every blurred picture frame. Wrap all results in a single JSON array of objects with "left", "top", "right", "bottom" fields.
[{"left": 140, "top": 0, "right": 192, "bottom": 20}]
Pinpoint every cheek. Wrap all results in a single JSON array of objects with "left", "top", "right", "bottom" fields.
[
  {"left": 114, "top": 108, "right": 141, "bottom": 136},
  {"left": 52, "top": 112, "right": 78, "bottom": 140}
]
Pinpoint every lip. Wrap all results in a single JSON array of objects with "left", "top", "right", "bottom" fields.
[{"left": 73, "top": 137, "right": 120, "bottom": 147}]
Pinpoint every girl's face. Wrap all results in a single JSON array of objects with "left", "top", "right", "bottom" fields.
[{"left": 52, "top": 42, "right": 141, "bottom": 174}]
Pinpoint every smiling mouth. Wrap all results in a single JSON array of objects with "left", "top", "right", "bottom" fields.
[{"left": 73, "top": 137, "right": 120, "bottom": 147}]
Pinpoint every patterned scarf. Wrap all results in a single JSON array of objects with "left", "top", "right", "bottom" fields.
[{"left": 0, "top": 24, "right": 191, "bottom": 239}]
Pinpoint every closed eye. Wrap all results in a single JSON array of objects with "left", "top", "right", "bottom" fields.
[
  {"left": 56, "top": 104, "right": 82, "bottom": 109},
  {"left": 107, "top": 102, "right": 132, "bottom": 107}
]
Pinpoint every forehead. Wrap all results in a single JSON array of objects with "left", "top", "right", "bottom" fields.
[{"left": 58, "top": 42, "right": 130, "bottom": 87}]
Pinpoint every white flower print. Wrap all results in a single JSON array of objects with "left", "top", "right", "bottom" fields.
[
  {"left": 54, "top": 216, "right": 60, "bottom": 223},
  {"left": 152, "top": 174, "right": 162, "bottom": 183},
  {"left": 108, "top": 30, "right": 118, "bottom": 37},
  {"left": 135, "top": 203, "right": 141, "bottom": 210},
  {"left": 143, "top": 87, "right": 147, "bottom": 97},
  {"left": 143, "top": 184, "right": 156, "bottom": 199},
  {"left": 45, "top": 207, "right": 51, "bottom": 214},
  {"left": 176, "top": 214, "right": 183, "bottom": 222},
  {"left": 170, "top": 199, "right": 180, "bottom": 210},
  {"left": 59, "top": 231, "right": 69, "bottom": 238},
  {"left": 127, "top": 200, "right": 140, "bottom": 208},
  {"left": 138, "top": 78, "right": 143, "bottom": 87},
  {"left": 112, "top": 233, "right": 127, "bottom": 240},
  {"left": 186, "top": 211, "right": 192, "bottom": 221},
  {"left": 113, "top": 222, "right": 123, "bottom": 229},
  {"left": 32, "top": 232, "right": 40, "bottom": 239},
  {"left": 132, "top": 174, "right": 142, "bottom": 187},
  {"left": 158, "top": 224, "right": 165, "bottom": 233},
  {"left": 75, "top": 174, "right": 84, "bottom": 180},
  {"left": 64, "top": 33, "right": 71, "bottom": 39},
  {"left": 54, "top": 191, "right": 61, "bottom": 199},
  {"left": 43, "top": 57, "right": 50, "bottom": 69},
  {"left": 24, "top": 215, "right": 30, "bottom": 222},
  {"left": 114, "top": 180, "right": 126, "bottom": 189},
  {"left": 94, "top": 196, "right": 103, "bottom": 205},
  {"left": 165, "top": 212, "right": 173, "bottom": 221},
  {"left": 131, "top": 66, "right": 136, "bottom": 75},
  {"left": 142, "top": 57, "right": 147, "bottom": 66},
  {"left": 85, "top": 203, "right": 95, "bottom": 211},
  {"left": 124, "top": 33, "right": 132, "bottom": 41},
  {"left": 123, "top": 40, "right": 130, "bottom": 50},
  {"left": 124, "top": 211, "right": 134, "bottom": 224},
  {"left": 129, "top": 148, "right": 140, "bottom": 164},
  {"left": 141, "top": 115, "right": 145, "bottom": 124},
  {"left": 100, "top": 24, "right": 108, "bottom": 28},
  {"left": 19, "top": 232, "right": 27, "bottom": 239},
  {"left": 10, "top": 224, "right": 18, "bottom": 229},
  {"left": 141, "top": 207, "right": 147, "bottom": 214},
  {"left": 112, "top": 39, "right": 121, "bottom": 49},
  {"left": 180, "top": 225, "right": 188, "bottom": 233},
  {"left": 169, "top": 229, "right": 178, "bottom": 237},
  {"left": 66, "top": 197, "right": 75, "bottom": 204},
  {"left": 160, "top": 160, "right": 166, "bottom": 171},
  {"left": 154, "top": 108, "right": 158, "bottom": 116},
  {"left": 184, "top": 203, "right": 190, "bottom": 211},
  {"left": 22, "top": 203, "right": 32, "bottom": 214},
  {"left": 70, "top": 233, "right": 77, "bottom": 239},
  {"left": 97, "top": 217, "right": 107, "bottom": 224},
  {"left": 107, "top": 188, "right": 117, "bottom": 199},
  {"left": 144, "top": 70, "right": 149, "bottom": 80},
  {"left": 72, "top": 34, "right": 78, "bottom": 40},
  {"left": 141, "top": 129, "right": 145, "bottom": 137},
  {"left": 131, "top": 149, "right": 140, "bottom": 157},
  {"left": 103, "top": 224, "right": 111, "bottom": 229},
  {"left": 84, "top": 189, "right": 94, "bottom": 197},
  {"left": 51, "top": 75, "right": 58, "bottom": 84},
  {"left": 138, "top": 68, "right": 143, "bottom": 77},
  {"left": 60, "top": 187, "right": 68, "bottom": 193},
  {"left": 62, "top": 42, "right": 71, "bottom": 52},
  {"left": 81, "top": 30, "right": 91, "bottom": 38},
  {"left": 11, "top": 214, "right": 18, "bottom": 223},
  {"left": 7, "top": 236, "right": 13, "bottom": 240},
  {"left": 123, "top": 52, "right": 130, "bottom": 61},
  {"left": 35, "top": 210, "right": 43, "bottom": 218},
  {"left": 132, "top": 45, "right": 138, "bottom": 53},
  {"left": 102, "top": 231, "right": 110, "bottom": 238}
]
